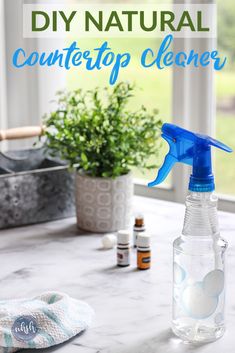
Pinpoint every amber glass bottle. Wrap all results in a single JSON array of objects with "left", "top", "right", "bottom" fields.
[{"left": 137, "top": 234, "right": 151, "bottom": 270}]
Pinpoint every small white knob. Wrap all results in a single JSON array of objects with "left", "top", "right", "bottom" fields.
[{"left": 102, "top": 234, "right": 117, "bottom": 249}]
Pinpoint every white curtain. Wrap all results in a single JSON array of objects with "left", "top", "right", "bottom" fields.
[{"left": 2, "top": 0, "right": 66, "bottom": 150}]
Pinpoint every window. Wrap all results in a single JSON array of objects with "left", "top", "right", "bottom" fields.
[
  {"left": 1, "top": 0, "right": 235, "bottom": 212},
  {"left": 215, "top": 0, "right": 235, "bottom": 197},
  {"left": 67, "top": 37, "right": 173, "bottom": 187},
  {"left": 67, "top": 0, "right": 173, "bottom": 187}
]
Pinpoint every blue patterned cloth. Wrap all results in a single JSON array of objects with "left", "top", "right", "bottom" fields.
[{"left": 0, "top": 291, "right": 94, "bottom": 353}]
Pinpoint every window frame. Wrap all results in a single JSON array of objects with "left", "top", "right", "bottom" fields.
[
  {"left": 1, "top": 0, "right": 66, "bottom": 150},
  {"left": 1, "top": 0, "right": 235, "bottom": 212},
  {"left": 135, "top": 34, "right": 235, "bottom": 213},
  {"left": 0, "top": 0, "right": 8, "bottom": 151},
  {"left": 133, "top": 0, "right": 235, "bottom": 213}
]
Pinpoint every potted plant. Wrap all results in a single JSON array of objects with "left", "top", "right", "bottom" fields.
[{"left": 44, "top": 82, "right": 162, "bottom": 232}]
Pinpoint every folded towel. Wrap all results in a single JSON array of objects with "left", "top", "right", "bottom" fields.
[{"left": 0, "top": 291, "right": 94, "bottom": 352}]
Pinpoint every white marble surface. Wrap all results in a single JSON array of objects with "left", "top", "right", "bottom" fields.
[{"left": 0, "top": 196, "right": 235, "bottom": 353}]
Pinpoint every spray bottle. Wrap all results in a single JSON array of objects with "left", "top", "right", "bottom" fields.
[{"left": 148, "top": 123, "right": 232, "bottom": 343}]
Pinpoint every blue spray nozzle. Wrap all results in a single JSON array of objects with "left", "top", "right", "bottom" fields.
[{"left": 148, "top": 123, "right": 233, "bottom": 192}]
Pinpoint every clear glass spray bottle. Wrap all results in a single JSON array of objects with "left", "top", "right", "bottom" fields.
[
  {"left": 148, "top": 123, "right": 232, "bottom": 343},
  {"left": 172, "top": 191, "right": 227, "bottom": 342}
]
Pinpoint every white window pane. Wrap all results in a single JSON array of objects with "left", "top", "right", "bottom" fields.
[{"left": 216, "top": 0, "right": 235, "bottom": 196}]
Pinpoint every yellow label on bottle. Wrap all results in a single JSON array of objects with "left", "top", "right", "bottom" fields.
[{"left": 137, "top": 251, "right": 151, "bottom": 270}]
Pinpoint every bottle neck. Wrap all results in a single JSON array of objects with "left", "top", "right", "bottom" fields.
[
  {"left": 182, "top": 191, "right": 219, "bottom": 237},
  {"left": 137, "top": 246, "right": 150, "bottom": 251},
  {"left": 118, "top": 243, "right": 130, "bottom": 249}
]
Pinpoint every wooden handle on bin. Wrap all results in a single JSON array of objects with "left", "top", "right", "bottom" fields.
[{"left": 0, "top": 126, "right": 45, "bottom": 141}]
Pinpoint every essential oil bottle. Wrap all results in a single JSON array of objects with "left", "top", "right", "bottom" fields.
[
  {"left": 117, "top": 230, "right": 130, "bottom": 267},
  {"left": 133, "top": 215, "right": 145, "bottom": 247},
  {"left": 137, "top": 234, "right": 151, "bottom": 270}
]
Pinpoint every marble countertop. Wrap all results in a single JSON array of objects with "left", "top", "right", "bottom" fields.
[{"left": 0, "top": 196, "right": 235, "bottom": 353}]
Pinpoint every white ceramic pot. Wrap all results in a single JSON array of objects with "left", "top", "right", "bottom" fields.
[{"left": 75, "top": 172, "right": 133, "bottom": 233}]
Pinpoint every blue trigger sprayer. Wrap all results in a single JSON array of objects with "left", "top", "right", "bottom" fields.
[{"left": 148, "top": 123, "right": 233, "bottom": 343}]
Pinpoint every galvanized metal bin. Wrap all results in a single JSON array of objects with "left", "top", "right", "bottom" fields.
[{"left": 0, "top": 150, "right": 75, "bottom": 229}]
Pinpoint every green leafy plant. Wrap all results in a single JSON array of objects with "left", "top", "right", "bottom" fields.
[{"left": 44, "top": 82, "right": 162, "bottom": 178}]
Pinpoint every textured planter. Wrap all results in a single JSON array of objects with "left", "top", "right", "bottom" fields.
[{"left": 75, "top": 172, "right": 133, "bottom": 233}]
